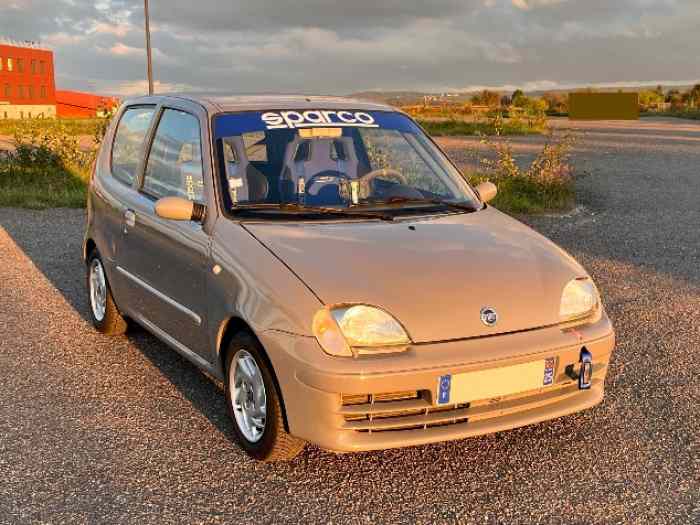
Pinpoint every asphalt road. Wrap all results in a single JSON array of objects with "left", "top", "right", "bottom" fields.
[{"left": 1, "top": 117, "right": 699, "bottom": 524}]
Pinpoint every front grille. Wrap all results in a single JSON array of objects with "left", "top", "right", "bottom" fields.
[
  {"left": 339, "top": 382, "right": 579, "bottom": 434},
  {"left": 340, "top": 390, "right": 470, "bottom": 433}
]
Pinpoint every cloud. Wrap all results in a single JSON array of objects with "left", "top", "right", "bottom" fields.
[
  {"left": 0, "top": 0, "right": 698, "bottom": 95},
  {"left": 108, "top": 42, "right": 140, "bottom": 56},
  {"left": 112, "top": 79, "right": 204, "bottom": 96},
  {"left": 512, "top": 0, "right": 568, "bottom": 10},
  {"left": 91, "top": 22, "right": 132, "bottom": 37}
]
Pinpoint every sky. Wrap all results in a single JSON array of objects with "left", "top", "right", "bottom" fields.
[{"left": 0, "top": 0, "right": 698, "bottom": 96}]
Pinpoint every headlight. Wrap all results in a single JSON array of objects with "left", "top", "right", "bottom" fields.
[
  {"left": 560, "top": 278, "right": 599, "bottom": 322},
  {"left": 312, "top": 305, "right": 411, "bottom": 357}
]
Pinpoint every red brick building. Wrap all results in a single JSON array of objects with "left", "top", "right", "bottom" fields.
[
  {"left": 1, "top": 38, "right": 118, "bottom": 119},
  {"left": 0, "top": 39, "right": 56, "bottom": 118}
]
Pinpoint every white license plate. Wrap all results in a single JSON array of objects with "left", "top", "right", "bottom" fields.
[{"left": 437, "top": 357, "right": 555, "bottom": 405}]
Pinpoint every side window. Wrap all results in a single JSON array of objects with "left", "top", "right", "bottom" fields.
[
  {"left": 111, "top": 106, "right": 156, "bottom": 186},
  {"left": 142, "top": 109, "right": 204, "bottom": 203}
]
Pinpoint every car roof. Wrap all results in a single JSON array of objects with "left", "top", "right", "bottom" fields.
[{"left": 120, "top": 93, "right": 395, "bottom": 114}]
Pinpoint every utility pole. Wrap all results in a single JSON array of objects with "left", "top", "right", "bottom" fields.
[{"left": 144, "top": 0, "right": 154, "bottom": 95}]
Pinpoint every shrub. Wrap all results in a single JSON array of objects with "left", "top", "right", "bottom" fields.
[
  {"left": 471, "top": 130, "right": 576, "bottom": 214},
  {"left": 0, "top": 120, "right": 102, "bottom": 208}
]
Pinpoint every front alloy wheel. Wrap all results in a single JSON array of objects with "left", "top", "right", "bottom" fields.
[
  {"left": 231, "top": 349, "right": 267, "bottom": 443},
  {"left": 225, "top": 332, "right": 306, "bottom": 461}
]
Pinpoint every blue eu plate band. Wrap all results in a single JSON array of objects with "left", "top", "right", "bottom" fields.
[{"left": 438, "top": 374, "right": 451, "bottom": 404}]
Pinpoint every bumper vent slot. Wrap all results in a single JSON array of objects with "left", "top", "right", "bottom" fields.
[
  {"left": 340, "top": 383, "right": 583, "bottom": 434},
  {"left": 340, "top": 390, "right": 470, "bottom": 433}
]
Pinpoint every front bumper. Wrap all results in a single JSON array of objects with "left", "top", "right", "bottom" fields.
[{"left": 260, "top": 314, "right": 615, "bottom": 453}]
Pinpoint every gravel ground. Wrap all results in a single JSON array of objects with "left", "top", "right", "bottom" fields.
[{"left": 0, "top": 117, "right": 698, "bottom": 524}]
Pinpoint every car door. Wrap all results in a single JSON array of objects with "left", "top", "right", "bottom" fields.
[
  {"left": 93, "top": 104, "right": 157, "bottom": 310},
  {"left": 115, "top": 105, "right": 212, "bottom": 360}
]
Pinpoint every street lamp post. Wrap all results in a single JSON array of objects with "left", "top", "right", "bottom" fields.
[{"left": 144, "top": 0, "right": 154, "bottom": 95}]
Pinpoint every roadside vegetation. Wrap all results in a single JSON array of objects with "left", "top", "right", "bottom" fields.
[
  {"left": 418, "top": 115, "right": 545, "bottom": 136},
  {"left": 641, "top": 109, "right": 700, "bottom": 120},
  {"left": 467, "top": 130, "right": 576, "bottom": 214},
  {"left": 638, "top": 84, "right": 700, "bottom": 118},
  {"left": 0, "top": 120, "right": 104, "bottom": 208},
  {"left": 406, "top": 83, "right": 700, "bottom": 125},
  {"left": 0, "top": 117, "right": 104, "bottom": 137},
  {"left": 409, "top": 89, "right": 549, "bottom": 136}
]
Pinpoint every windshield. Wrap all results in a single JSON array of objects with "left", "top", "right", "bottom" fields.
[{"left": 213, "top": 110, "right": 480, "bottom": 215}]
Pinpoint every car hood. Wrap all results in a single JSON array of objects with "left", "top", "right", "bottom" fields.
[{"left": 244, "top": 207, "right": 588, "bottom": 343}]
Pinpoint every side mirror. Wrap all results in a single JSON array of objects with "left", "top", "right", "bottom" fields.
[
  {"left": 154, "top": 196, "right": 206, "bottom": 222},
  {"left": 475, "top": 181, "right": 497, "bottom": 203}
]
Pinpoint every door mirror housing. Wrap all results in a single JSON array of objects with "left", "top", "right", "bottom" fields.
[
  {"left": 154, "top": 196, "right": 206, "bottom": 222},
  {"left": 475, "top": 181, "right": 497, "bottom": 203}
]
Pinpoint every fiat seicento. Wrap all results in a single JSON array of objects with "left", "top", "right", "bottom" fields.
[{"left": 84, "top": 94, "right": 615, "bottom": 461}]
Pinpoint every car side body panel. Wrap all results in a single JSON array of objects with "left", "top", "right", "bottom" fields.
[{"left": 207, "top": 218, "right": 324, "bottom": 367}]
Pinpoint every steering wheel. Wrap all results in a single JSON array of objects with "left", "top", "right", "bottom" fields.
[
  {"left": 305, "top": 170, "right": 350, "bottom": 194},
  {"left": 357, "top": 168, "right": 408, "bottom": 186},
  {"left": 303, "top": 171, "right": 351, "bottom": 204},
  {"left": 303, "top": 169, "right": 408, "bottom": 204}
]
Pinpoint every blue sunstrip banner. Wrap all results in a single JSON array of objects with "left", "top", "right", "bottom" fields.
[{"left": 213, "top": 110, "right": 420, "bottom": 139}]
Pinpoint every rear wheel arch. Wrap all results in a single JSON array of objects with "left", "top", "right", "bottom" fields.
[{"left": 217, "top": 317, "right": 291, "bottom": 433}]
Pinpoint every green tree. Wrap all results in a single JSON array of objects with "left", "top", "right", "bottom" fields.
[
  {"left": 638, "top": 89, "right": 664, "bottom": 110},
  {"left": 666, "top": 89, "right": 684, "bottom": 109},
  {"left": 688, "top": 84, "right": 700, "bottom": 108},
  {"left": 471, "top": 89, "right": 501, "bottom": 108},
  {"left": 542, "top": 92, "right": 568, "bottom": 114},
  {"left": 511, "top": 89, "right": 526, "bottom": 107}
]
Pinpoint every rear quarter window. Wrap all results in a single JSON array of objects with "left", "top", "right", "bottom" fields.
[{"left": 111, "top": 106, "right": 156, "bottom": 186}]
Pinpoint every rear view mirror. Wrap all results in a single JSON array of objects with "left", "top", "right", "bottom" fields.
[
  {"left": 154, "top": 196, "right": 206, "bottom": 222},
  {"left": 475, "top": 181, "right": 497, "bottom": 203}
]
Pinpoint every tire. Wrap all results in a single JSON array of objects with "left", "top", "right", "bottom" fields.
[
  {"left": 225, "top": 332, "right": 306, "bottom": 461},
  {"left": 86, "top": 250, "right": 128, "bottom": 336}
]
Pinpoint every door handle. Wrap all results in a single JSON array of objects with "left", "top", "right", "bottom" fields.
[{"left": 123, "top": 209, "right": 136, "bottom": 233}]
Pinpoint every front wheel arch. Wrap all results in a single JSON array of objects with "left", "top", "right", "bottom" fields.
[{"left": 218, "top": 317, "right": 291, "bottom": 433}]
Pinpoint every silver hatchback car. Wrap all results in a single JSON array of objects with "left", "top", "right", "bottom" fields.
[{"left": 84, "top": 94, "right": 614, "bottom": 461}]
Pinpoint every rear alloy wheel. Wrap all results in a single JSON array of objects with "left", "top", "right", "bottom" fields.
[
  {"left": 225, "top": 333, "right": 306, "bottom": 461},
  {"left": 86, "top": 251, "right": 127, "bottom": 335}
]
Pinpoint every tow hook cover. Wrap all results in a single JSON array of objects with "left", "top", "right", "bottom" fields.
[{"left": 579, "top": 348, "right": 593, "bottom": 389}]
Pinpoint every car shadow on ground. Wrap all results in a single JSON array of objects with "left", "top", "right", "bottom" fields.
[{"left": 0, "top": 208, "right": 239, "bottom": 444}]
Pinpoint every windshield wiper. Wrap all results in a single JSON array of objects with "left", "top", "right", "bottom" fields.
[
  {"left": 364, "top": 197, "right": 479, "bottom": 213},
  {"left": 230, "top": 203, "right": 394, "bottom": 221}
]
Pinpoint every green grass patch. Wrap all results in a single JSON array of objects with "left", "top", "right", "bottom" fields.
[
  {"left": 418, "top": 118, "right": 546, "bottom": 136},
  {"left": 0, "top": 118, "right": 104, "bottom": 137},
  {"left": 0, "top": 161, "right": 89, "bottom": 209},
  {"left": 468, "top": 174, "right": 574, "bottom": 214},
  {"left": 641, "top": 110, "right": 700, "bottom": 120}
]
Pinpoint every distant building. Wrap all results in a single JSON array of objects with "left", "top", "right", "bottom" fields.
[
  {"left": 0, "top": 38, "right": 56, "bottom": 118},
  {"left": 1, "top": 37, "right": 118, "bottom": 119},
  {"left": 56, "top": 90, "right": 118, "bottom": 118}
]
